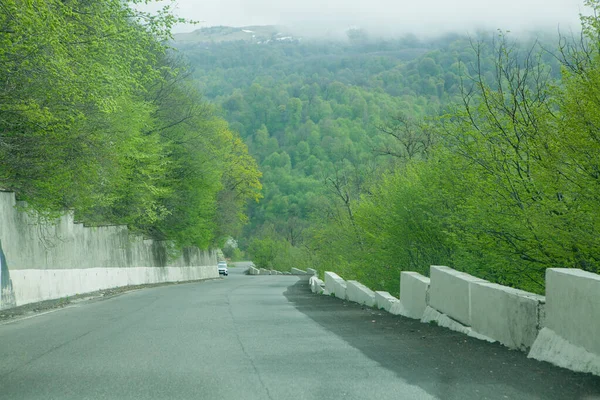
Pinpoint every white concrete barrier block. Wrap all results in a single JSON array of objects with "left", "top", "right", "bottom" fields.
[
  {"left": 306, "top": 268, "right": 317, "bottom": 276},
  {"left": 309, "top": 276, "right": 317, "bottom": 292},
  {"left": 324, "top": 271, "right": 344, "bottom": 295},
  {"left": 346, "top": 281, "right": 376, "bottom": 307},
  {"left": 527, "top": 268, "right": 600, "bottom": 376},
  {"left": 317, "top": 279, "right": 324, "bottom": 292},
  {"left": 422, "top": 306, "right": 471, "bottom": 334},
  {"left": 259, "top": 268, "right": 270, "bottom": 275},
  {"left": 334, "top": 279, "right": 347, "bottom": 300},
  {"left": 388, "top": 301, "right": 407, "bottom": 316},
  {"left": 429, "top": 266, "right": 486, "bottom": 326},
  {"left": 400, "top": 272, "right": 430, "bottom": 319},
  {"left": 546, "top": 268, "right": 600, "bottom": 355},
  {"left": 421, "top": 306, "right": 495, "bottom": 343},
  {"left": 528, "top": 327, "right": 600, "bottom": 377},
  {"left": 248, "top": 267, "right": 260, "bottom": 275},
  {"left": 470, "top": 281, "right": 545, "bottom": 350},
  {"left": 291, "top": 267, "right": 307, "bottom": 275},
  {"left": 374, "top": 291, "right": 399, "bottom": 312},
  {"left": 309, "top": 276, "right": 325, "bottom": 294}
]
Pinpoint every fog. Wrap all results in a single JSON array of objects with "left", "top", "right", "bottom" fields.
[{"left": 145, "top": 0, "right": 586, "bottom": 36}]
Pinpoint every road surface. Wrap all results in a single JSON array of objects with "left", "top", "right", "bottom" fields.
[{"left": 0, "top": 262, "right": 598, "bottom": 399}]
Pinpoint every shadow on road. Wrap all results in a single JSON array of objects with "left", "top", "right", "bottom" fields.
[{"left": 283, "top": 280, "right": 600, "bottom": 400}]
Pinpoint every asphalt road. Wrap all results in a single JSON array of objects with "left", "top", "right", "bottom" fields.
[{"left": 0, "top": 262, "right": 599, "bottom": 400}]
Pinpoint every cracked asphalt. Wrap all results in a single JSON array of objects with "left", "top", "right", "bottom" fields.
[{"left": 0, "top": 262, "right": 598, "bottom": 399}]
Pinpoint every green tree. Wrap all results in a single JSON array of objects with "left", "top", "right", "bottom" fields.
[{"left": 0, "top": 0, "right": 261, "bottom": 250}]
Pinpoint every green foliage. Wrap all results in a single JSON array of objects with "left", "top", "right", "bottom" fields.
[
  {"left": 222, "top": 241, "right": 246, "bottom": 261},
  {"left": 0, "top": 0, "right": 261, "bottom": 249},
  {"left": 308, "top": 27, "right": 600, "bottom": 294},
  {"left": 178, "top": 34, "right": 473, "bottom": 251},
  {"left": 1, "top": 0, "right": 163, "bottom": 215},
  {"left": 248, "top": 235, "right": 314, "bottom": 272},
  {"left": 175, "top": 21, "right": 598, "bottom": 293}
]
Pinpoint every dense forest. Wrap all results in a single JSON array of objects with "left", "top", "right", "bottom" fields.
[
  {"left": 178, "top": 1, "right": 600, "bottom": 294},
  {"left": 0, "top": 0, "right": 261, "bottom": 249}
]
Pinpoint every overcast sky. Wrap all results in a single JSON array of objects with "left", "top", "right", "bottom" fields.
[{"left": 143, "top": 0, "right": 587, "bottom": 36}]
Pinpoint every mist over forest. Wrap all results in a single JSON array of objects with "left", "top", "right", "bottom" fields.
[{"left": 149, "top": 0, "right": 583, "bottom": 37}]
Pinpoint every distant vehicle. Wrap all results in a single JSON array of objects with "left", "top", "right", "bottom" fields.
[{"left": 218, "top": 261, "right": 228, "bottom": 276}]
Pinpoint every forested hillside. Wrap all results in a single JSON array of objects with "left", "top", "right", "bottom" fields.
[
  {"left": 178, "top": 2, "right": 600, "bottom": 295},
  {"left": 177, "top": 28, "right": 552, "bottom": 240},
  {"left": 0, "top": 0, "right": 261, "bottom": 249}
]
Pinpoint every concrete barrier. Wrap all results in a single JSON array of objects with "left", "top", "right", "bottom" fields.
[
  {"left": 259, "top": 268, "right": 270, "bottom": 275},
  {"left": 429, "top": 266, "right": 487, "bottom": 326},
  {"left": 529, "top": 328, "right": 600, "bottom": 377},
  {"left": 389, "top": 301, "right": 407, "bottom": 316},
  {"left": 306, "top": 268, "right": 317, "bottom": 276},
  {"left": 0, "top": 192, "right": 219, "bottom": 310},
  {"left": 528, "top": 269, "right": 600, "bottom": 376},
  {"left": 470, "top": 282, "right": 545, "bottom": 350},
  {"left": 9, "top": 266, "right": 217, "bottom": 306},
  {"left": 248, "top": 266, "right": 260, "bottom": 275},
  {"left": 309, "top": 276, "right": 325, "bottom": 294},
  {"left": 545, "top": 269, "right": 600, "bottom": 355},
  {"left": 374, "top": 291, "right": 399, "bottom": 312},
  {"left": 291, "top": 267, "right": 307, "bottom": 275},
  {"left": 324, "top": 271, "right": 344, "bottom": 295},
  {"left": 333, "top": 279, "right": 347, "bottom": 300},
  {"left": 346, "top": 281, "right": 376, "bottom": 307},
  {"left": 308, "top": 264, "right": 600, "bottom": 377},
  {"left": 422, "top": 306, "right": 494, "bottom": 342},
  {"left": 399, "top": 272, "right": 430, "bottom": 319}
]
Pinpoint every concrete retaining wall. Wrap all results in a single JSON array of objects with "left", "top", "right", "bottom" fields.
[
  {"left": 429, "top": 266, "right": 486, "bottom": 326},
  {"left": 346, "top": 281, "right": 376, "bottom": 307},
  {"left": 0, "top": 191, "right": 218, "bottom": 310},
  {"left": 528, "top": 269, "right": 600, "bottom": 375},
  {"left": 399, "top": 272, "right": 430, "bottom": 319},
  {"left": 9, "top": 266, "right": 216, "bottom": 306}
]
